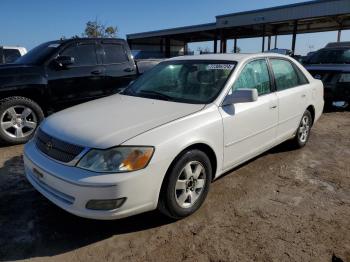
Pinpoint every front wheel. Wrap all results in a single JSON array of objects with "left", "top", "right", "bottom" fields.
[
  {"left": 291, "top": 110, "right": 312, "bottom": 148},
  {"left": 0, "top": 97, "right": 44, "bottom": 144},
  {"left": 158, "top": 149, "right": 212, "bottom": 219}
]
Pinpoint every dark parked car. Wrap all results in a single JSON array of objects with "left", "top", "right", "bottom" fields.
[
  {"left": 304, "top": 42, "right": 350, "bottom": 106},
  {"left": 0, "top": 38, "right": 158, "bottom": 144}
]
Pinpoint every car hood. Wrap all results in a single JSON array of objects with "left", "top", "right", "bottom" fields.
[
  {"left": 0, "top": 64, "right": 42, "bottom": 75},
  {"left": 41, "top": 94, "right": 205, "bottom": 149},
  {"left": 0, "top": 64, "right": 45, "bottom": 87}
]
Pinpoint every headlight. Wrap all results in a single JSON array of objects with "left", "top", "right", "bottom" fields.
[
  {"left": 339, "top": 73, "right": 350, "bottom": 83},
  {"left": 77, "top": 146, "right": 154, "bottom": 173}
]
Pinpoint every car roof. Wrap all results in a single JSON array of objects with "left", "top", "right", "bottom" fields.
[
  {"left": 57, "top": 38, "right": 125, "bottom": 44},
  {"left": 36, "top": 38, "right": 126, "bottom": 47},
  {"left": 325, "top": 42, "right": 350, "bottom": 48},
  {"left": 167, "top": 53, "right": 289, "bottom": 62}
]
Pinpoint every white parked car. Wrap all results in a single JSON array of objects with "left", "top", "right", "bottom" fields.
[
  {"left": 24, "top": 53, "right": 324, "bottom": 220},
  {"left": 0, "top": 46, "right": 27, "bottom": 64}
]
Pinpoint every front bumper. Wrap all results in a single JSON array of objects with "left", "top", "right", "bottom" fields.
[{"left": 24, "top": 140, "right": 161, "bottom": 220}]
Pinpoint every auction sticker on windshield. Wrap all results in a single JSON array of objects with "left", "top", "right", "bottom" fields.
[{"left": 207, "top": 64, "right": 235, "bottom": 70}]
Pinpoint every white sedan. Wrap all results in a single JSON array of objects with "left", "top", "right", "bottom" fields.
[{"left": 24, "top": 53, "right": 324, "bottom": 220}]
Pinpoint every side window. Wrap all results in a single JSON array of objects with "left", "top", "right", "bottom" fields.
[
  {"left": 270, "top": 59, "right": 302, "bottom": 91},
  {"left": 294, "top": 66, "right": 309, "bottom": 85},
  {"left": 232, "top": 59, "right": 271, "bottom": 96},
  {"left": 102, "top": 44, "right": 128, "bottom": 64},
  {"left": 4, "top": 49, "right": 21, "bottom": 63},
  {"left": 60, "top": 44, "right": 97, "bottom": 66}
]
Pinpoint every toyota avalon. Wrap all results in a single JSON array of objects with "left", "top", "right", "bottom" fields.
[{"left": 24, "top": 53, "right": 324, "bottom": 220}]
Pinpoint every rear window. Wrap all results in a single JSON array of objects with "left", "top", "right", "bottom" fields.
[
  {"left": 307, "top": 48, "right": 350, "bottom": 64},
  {"left": 102, "top": 44, "right": 129, "bottom": 64}
]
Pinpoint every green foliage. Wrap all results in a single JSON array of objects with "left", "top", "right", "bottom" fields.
[
  {"left": 83, "top": 19, "right": 118, "bottom": 38},
  {"left": 231, "top": 46, "right": 241, "bottom": 53}
]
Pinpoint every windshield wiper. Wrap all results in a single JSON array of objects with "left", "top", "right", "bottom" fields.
[{"left": 138, "top": 90, "right": 174, "bottom": 101}]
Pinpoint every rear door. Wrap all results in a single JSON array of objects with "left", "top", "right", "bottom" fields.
[
  {"left": 268, "top": 58, "right": 310, "bottom": 141},
  {"left": 47, "top": 40, "right": 105, "bottom": 107},
  {"left": 100, "top": 40, "right": 137, "bottom": 95},
  {"left": 220, "top": 58, "right": 278, "bottom": 170}
]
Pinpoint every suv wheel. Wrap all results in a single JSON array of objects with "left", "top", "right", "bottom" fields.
[
  {"left": 291, "top": 110, "right": 312, "bottom": 148},
  {"left": 158, "top": 149, "right": 212, "bottom": 219},
  {"left": 0, "top": 97, "right": 44, "bottom": 144}
]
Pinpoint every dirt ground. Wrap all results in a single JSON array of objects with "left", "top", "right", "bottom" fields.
[{"left": 0, "top": 110, "right": 349, "bottom": 262}]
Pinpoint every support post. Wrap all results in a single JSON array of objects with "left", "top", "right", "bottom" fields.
[
  {"left": 291, "top": 20, "right": 298, "bottom": 56},
  {"left": 165, "top": 38, "right": 170, "bottom": 58},
  {"left": 234, "top": 38, "right": 237, "bottom": 53},
  {"left": 261, "top": 25, "right": 265, "bottom": 52},
  {"left": 183, "top": 42, "right": 188, "bottom": 55},
  {"left": 337, "top": 29, "right": 342, "bottom": 42},
  {"left": 267, "top": 36, "right": 271, "bottom": 51},
  {"left": 160, "top": 39, "right": 164, "bottom": 54},
  {"left": 214, "top": 32, "right": 218, "bottom": 53},
  {"left": 274, "top": 35, "right": 277, "bottom": 49},
  {"left": 222, "top": 38, "right": 227, "bottom": 53},
  {"left": 219, "top": 30, "right": 227, "bottom": 53}
]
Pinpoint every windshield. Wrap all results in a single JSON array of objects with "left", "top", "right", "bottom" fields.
[
  {"left": 15, "top": 42, "right": 61, "bottom": 65},
  {"left": 123, "top": 60, "right": 236, "bottom": 104},
  {"left": 306, "top": 48, "right": 350, "bottom": 64}
]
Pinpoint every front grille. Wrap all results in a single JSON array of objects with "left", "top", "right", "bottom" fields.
[{"left": 35, "top": 128, "right": 84, "bottom": 163}]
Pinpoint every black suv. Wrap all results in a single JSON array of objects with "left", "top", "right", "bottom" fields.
[
  {"left": 0, "top": 38, "right": 144, "bottom": 144},
  {"left": 304, "top": 42, "right": 350, "bottom": 107}
]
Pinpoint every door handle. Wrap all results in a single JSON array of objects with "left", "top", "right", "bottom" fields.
[
  {"left": 91, "top": 70, "right": 102, "bottom": 75},
  {"left": 301, "top": 94, "right": 306, "bottom": 98},
  {"left": 124, "top": 67, "right": 135, "bottom": 72},
  {"left": 270, "top": 105, "right": 277, "bottom": 109}
]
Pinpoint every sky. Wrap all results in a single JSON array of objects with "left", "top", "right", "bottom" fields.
[{"left": 1, "top": 0, "right": 349, "bottom": 55}]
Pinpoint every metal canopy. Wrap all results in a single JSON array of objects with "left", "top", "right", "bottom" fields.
[{"left": 127, "top": 0, "right": 350, "bottom": 56}]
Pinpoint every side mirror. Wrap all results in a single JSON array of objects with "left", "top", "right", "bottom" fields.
[
  {"left": 222, "top": 88, "right": 258, "bottom": 106},
  {"left": 54, "top": 56, "right": 75, "bottom": 68}
]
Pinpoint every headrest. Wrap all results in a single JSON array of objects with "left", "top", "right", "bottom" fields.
[{"left": 197, "top": 70, "right": 214, "bottom": 84}]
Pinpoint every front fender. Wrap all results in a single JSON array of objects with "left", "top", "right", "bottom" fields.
[{"left": 122, "top": 105, "right": 224, "bottom": 205}]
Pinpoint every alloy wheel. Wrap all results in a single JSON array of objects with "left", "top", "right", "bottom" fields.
[
  {"left": 298, "top": 115, "right": 310, "bottom": 143},
  {"left": 175, "top": 161, "right": 206, "bottom": 209},
  {"left": 0, "top": 106, "right": 38, "bottom": 139}
]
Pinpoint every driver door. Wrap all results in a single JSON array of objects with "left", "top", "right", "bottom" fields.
[
  {"left": 219, "top": 59, "right": 278, "bottom": 170},
  {"left": 47, "top": 41, "right": 105, "bottom": 108}
]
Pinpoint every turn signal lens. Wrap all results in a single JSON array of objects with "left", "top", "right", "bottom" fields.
[{"left": 120, "top": 148, "right": 154, "bottom": 171}]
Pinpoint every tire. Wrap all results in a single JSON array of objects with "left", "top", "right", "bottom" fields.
[
  {"left": 158, "top": 149, "right": 212, "bottom": 219},
  {"left": 0, "top": 96, "right": 44, "bottom": 144},
  {"left": 291, "top": 110, "right": 312, "bottom": 148}
]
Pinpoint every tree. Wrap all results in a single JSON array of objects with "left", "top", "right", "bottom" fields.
[
  {"left": 197, "top": 46, "right": 211, "bottom": 54},
  {"left": 83, "top": 19, "right": 118, "bottom": 38},
  {"left": 231, "top": 46, "right": 241, "bottom": 53}
]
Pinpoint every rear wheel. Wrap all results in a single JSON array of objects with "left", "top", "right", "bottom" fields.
[
  {"left": 158, "top": 149, "right": 212, "bottom": 219},
  {"left": 291, "top": 110, "right": 312, "bottom": 148},
  {"left": 0, "top": 97, "right": 44, "bottom": 144}
]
